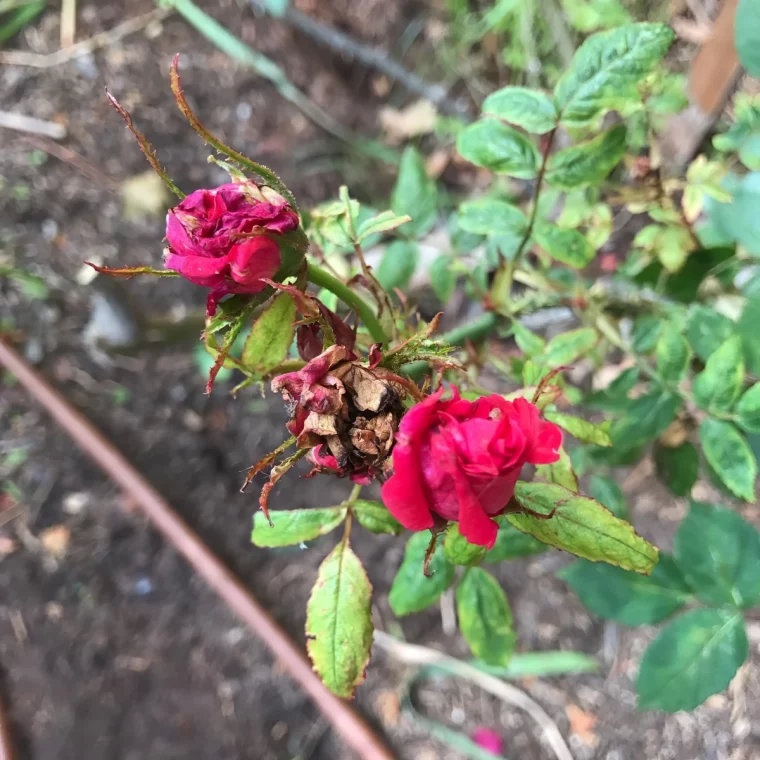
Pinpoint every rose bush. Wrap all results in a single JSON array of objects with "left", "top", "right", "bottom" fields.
[
  {"left": 381, "top": 388, "right": 562, "bottom": 548},
  {"left": 164, "top": 181, "right": 299, "bottom": 315}
]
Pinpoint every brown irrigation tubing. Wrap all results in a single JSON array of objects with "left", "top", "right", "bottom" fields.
[
  {"left": 0, "top": 698, "right": 14, "bottom": 760},
  {"left": 0, "top": 340, "right": 395, "bottom": 760}
]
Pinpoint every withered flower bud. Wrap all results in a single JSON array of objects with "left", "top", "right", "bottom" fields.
[{"left": 271, "top": 345, "right": 406, "bottom": 484}]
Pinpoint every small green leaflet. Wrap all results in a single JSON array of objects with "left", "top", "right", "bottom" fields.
[
  {"left": 377, "top": 240, "right": 419, "bottom": 291},
  {"left": 443, "top": 523, "right": 487, "bottom": 566},
  {"left": 533, "top": 221, "right": 595, "bottom": 268},
  {"left": 654, "top": 442, "right": 698, "bottom": 498},
  {"left": 611, "top": 392, "right": 681, "bottom": 448},
  {"left": 389, "top": 532, "right": 456, "bottom": 616},
  {"left": 485, "top": 519, "right": 547, "bottom": 562},
  {"left": 457, "top": 199, "right": 527, "bottom": 236},
  {"left": 352, "top": 500, "right": 404, "bottom": 535},
  {"left": 390, "top": 146, "right": 438, "bottom": 237},
  {"left": 509, "top": 482, "right": 658, "bottom": 573},
  {"left": 306, "top": 541, "right": 373, "bottom": 698},
  {"left": 544, "top": 411, "right": 612, "bottom": 447},
  {"left": 699, "top": 419, "right": 757, "bottom": 502},
  {"left": 553, "top": 23, "right": 675, "bottom": 126},
  {"left": 692, "top": 336, "right": 745, "bottom": 414},
  {"left": 685, "top": 305, "right": 736, "bottom": 362},
  {"left": 240, "top": 293, "right": 296, "bottom": 376},
  {"left": 736, "top": 383, "right": 760, "bottom": 434},
  {"left": 631, "top": 314, "right": 662, "bottom": 354},
  {"left": 430, "top": 255, "right": 456, "bottom": 303},
  {"left": 356, "top": 210, "right": 412, "bottom": 242},
  {"left": 674, "top": 501, "right": 760, "bottom": 608},
  {"left": 456, "top": 119, "right": 540, "bottom": 179},
  {"left": 656, "top": 324, "right": 691, "bottom": 385},
  {"left": 545, "top": 125, "right": 627, "bottom": 190},
  {"left": 543, "top": 327, "right": 598, "bottom": 366},
  {"left": 736, "top": 0, "right": 760, "bottom": 77},
  {"left": 481, "top": 86, "right": 558, "bottom": 134},
  {"left": 456, "top": 568, "right": 516, "bottom": 666},
  {"left": 536, "top": 447, "right": 579, "bottom": 491},
  {"left": 561, "top": 553, "right": 691, "bottom": 625},
  {"left": 252, "top": 507, "right": 347, "bottom": 547},
  {"left": 588, "top": 475, "right": 628, "bottom": 519},
  {"left": 636, "top": 609, "right": 747, "bottom": 712}
]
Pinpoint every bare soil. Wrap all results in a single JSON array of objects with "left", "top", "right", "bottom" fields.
[{"left": 2, "top": 2, "right": 759, "bottom": 759}]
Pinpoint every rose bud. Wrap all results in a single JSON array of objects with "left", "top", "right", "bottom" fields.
[
  {"left": 381, "top": 387, "right": 562, "bottom": 549},
  {"left": 272, "top": 345, "right": 405, "bottom": 484},
  {"left": 164, "top": 181, "right": 301, "bottom": 315}
]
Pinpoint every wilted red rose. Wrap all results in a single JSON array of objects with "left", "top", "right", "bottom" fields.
[
  {"left": 272, "top": 345, "right": 404, "bottom": 484},
  {"left": 381, "top": 387, "right": 562, "bottom": 548},
  {"left": 164, "top": 181, "right": 299, "bottom": 315}
]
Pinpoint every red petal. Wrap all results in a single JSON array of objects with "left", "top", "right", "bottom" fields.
[
  {"left": 452, "top": 469, "right": 499, "bottom": 549},
  {"left": 381, "top": 441, "right": 435, "bottom": 531},
  {"left": 228, "top": 238, "right": 281, "bottom": 287},
  {"left": 165, "top": 251, "right": 227, "bottom": 286}
]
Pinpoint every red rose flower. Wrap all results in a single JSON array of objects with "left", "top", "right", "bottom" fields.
[
  {"left": 164, "top": 181, "right": 299, "bottom": 315},
  {"left": 381, "top": 387, "right": 562, "bottom": 549}
]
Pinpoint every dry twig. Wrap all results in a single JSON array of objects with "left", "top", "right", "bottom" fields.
[{"left": 373, "top": 630, "right": 575, "bottom": 760}]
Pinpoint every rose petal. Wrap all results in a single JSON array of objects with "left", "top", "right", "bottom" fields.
[
  {"left": 381, "top": 441, "right": 435, "bottom": 531},
  {"left": 452, "top": 468, "right": 499, "bottom": 548},
  {"left": 228, "top": 238, "right": 281, "bottom": 288},
  {"left": 165, "top": 251, "right": 227, "bottom": 286}
]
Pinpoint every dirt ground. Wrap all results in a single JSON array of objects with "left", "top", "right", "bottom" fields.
[{"left": 2, "top": 2, "right": 760, "bottom": 759}]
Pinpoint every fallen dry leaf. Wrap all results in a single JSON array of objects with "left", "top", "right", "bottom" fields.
[
  {"left": 39, "top": 524, "right": 71, "bottom": 558},
  {"left": 0, "top": 535, "right": 17, "bottom": 556},
  {"left": 374, "top": 688, "right": 400, "bottom": 727},
  {"left": 380, "top": 99, "right": 437, "bottom": 143},
  {"left": 566, "top": 703, "right": 598, "bottom": 746}
]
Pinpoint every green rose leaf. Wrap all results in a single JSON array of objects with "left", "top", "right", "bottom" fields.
[
  {"left": 457, "top": 199, "right": 528, "bottom": 237},
  {"left": 481, "top": 86, "right": 558, "bottom": 134},
  {"left": 306, "top": 540, "right": 373, "bottom": 698},
  {"left": 509, "top": 482, "right": 659, "bottom": 573},
  {"left": 241, "top": 293, "right": 296, "bottom": 376},
  {"left": 456, "top": 119, "right": 540, "bottom": 178},
  {"left": 631, "top": 314, "right": 662, "bottom": 354},
  {"left": 588, "top": 474, "right": 628, "bottom": 519},
  {"left": 699, "top": 419, "right": 757, "bottom": 502},
  {"left": 352, "top": 500, "right": 404, "bottom": 535},
  {"left": 389, "top": 532, "right": 456, "bottom": 616},
  {"left": 611, "top": 392, "right": 682, "bottom": 448},
  {"left": 686, "top": 305, "right": 736, "bottom": 362},
  {"left": 543, "top": 327, "right": 598, "bottom": 367},
  {"left": 654, "top": 442, "right": 699, "bottom": 498},
  {"left": 636, "top": 609, "right": 747, "bottom": 712},
  {"left": 561, "top": 553, "right": 692, "bottom": 625},
  {"left": 510, "top": 321, "right": 546, "bottom": 356},
  {"left": 536, "top": 446, "right": 579, "bottom": 491},
  {"left": 736, "top": 0, "right": 760, "bottom": 77},
  {"left": 356, "top": 210, "right": 412, "bottom": 242},
  {"left": 656, "top": 324, "right": 692, "bottom": 385},
  {"left": 390, "top": 146, "right": 438, "bottom": 237},
  {"left": 554, "top": 23, "right": 675, "bottom": 126},
  {"left": 252, "top": 507, "right": 347, "bottom": 547},
  {"left": 377, "top": 240, "right": 419, "bottom": 292},
  {"left": 456, "top": 568, "right": 516, "bottom": 666},
  {"left": 429, "top": 255, "right": 456, "bottom": 303},
  {"left": 444, "top": 523, "right": 488, "bottom": 566},
  {"left": 485, "top": 518, "right": 547, "bottom": 562},
  {"left": 692, "top": 336, "right": 745, "bottom": 414},
  {"left": 736, "top": 383, "right": 760, "bottom": 434},
  {"left": 739, "top": 294, "right": 760, "bottom": 375},
  {"left": 674, "top": 501, "right": 760, "bottom": 608},
  {"left": 544, "top": 411, "right": 612, "bottom": 447},
  {"left": 545, "top": 124, "right": 627, "bottom": 190},
  {"left": 533, "top": 221, "right": 595, "bottom": 268}
]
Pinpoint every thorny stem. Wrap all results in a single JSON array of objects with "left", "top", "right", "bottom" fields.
[
  {"left": 306, "top": 262, "right": 389, "bottom": 346},
  {"left": 513, "top": 127, "right": 558, "bottom": 265}
]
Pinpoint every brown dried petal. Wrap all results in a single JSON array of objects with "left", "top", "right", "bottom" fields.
[{"left": 343, "top": 366, "right": 394, "bottom": 413}]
